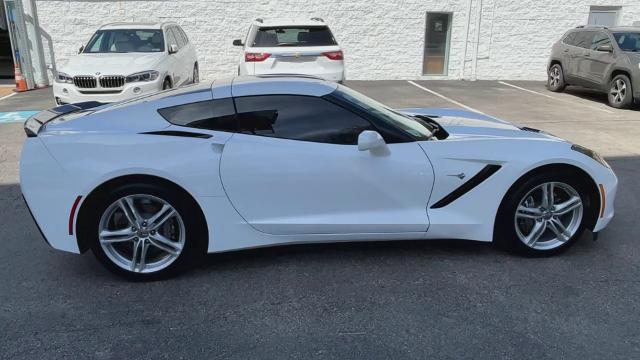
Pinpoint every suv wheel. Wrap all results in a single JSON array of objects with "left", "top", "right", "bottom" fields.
[
  {"left": 547, "top": 64, "right": 565, "bottom": 92},
  {"left": 608, "top": 74, "right": 633, "bottom": 109}
]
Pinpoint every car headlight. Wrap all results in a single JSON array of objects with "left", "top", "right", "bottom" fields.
[
  {"left": 55, "top": 71, "right": 73, "bottom": 84},
  {"left": 125, "top": 70, "right": 159, "bottom": 83},
  {"left": 571, "top": 144, "right": 610, "bottom": 168}
]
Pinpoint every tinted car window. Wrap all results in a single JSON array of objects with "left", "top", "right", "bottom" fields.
[
  {"left": 574, "top": 31, "right": 595, "bottom": 49},
  {"left": 234, "top": 95, "right": 372, "bottom": 145},
  {"left": 84, "top": 29, "right": 164, "bottom": 53},
  {"left": 591, "top": 32, "right": 611, "bottom": 50},
  {"left": 613, "top": 32, "right": 640, "bottom": 51},
  {"left": 252, "top": 26, "right": 337, "bottom": 47},
  {"left": 563, "top": 32, "right": 577, "bottom": 46},
  {"left": 158, "top": 98, "right": 236, "bottom": 132}
]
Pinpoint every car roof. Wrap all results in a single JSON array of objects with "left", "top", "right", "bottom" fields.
[
  {"left": 225, "top": 75, "right": 338, "bottom": 97},
  {"left": 99, "top": 22, "right": 177, "bottom": 30},
  {"left": 252, "top": 18, "right": 327, "bottom": 27}
]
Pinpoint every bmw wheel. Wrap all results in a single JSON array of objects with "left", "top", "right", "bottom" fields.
[
  {"left": 496, "top": 170, "right": 592, "bottom": 256},
  {"left": 608, "top": 74, "right": 632, "bottom": 109},
  {"left": 547, "top": 64, "right": 565, "bottom": 92},
  {"left": 81, "top": 182, "right": 207, "bottom": 280}
]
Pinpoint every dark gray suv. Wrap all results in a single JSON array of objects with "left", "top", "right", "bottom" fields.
[{"left": 548, "top": 26, "right": 640, "bottom": 109}]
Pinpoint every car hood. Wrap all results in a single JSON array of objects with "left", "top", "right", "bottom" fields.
[
  {"left": 399, "top": 108, "right": 564, "bottom": 141},
  {"left": 60, "top": 52, "right": 165, "bottom": 76}
]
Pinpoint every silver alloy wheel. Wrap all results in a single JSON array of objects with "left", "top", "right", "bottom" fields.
[
  {"left": 98, "top": 194, "right": 185, "bottom": 273},
  {"left": 549, "top": 67, "right": 560, "bottom": 88},
  {"left": 514, "top": 182, "right": 583, "bottom": 251},
  {"left": 610, "top": 79, "right": 627, "bottom": 104}
]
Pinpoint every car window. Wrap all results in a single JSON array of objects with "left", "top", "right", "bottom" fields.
[
  {"left": 165, "top": 28, "right": 178, "bottom": 49},
  {"left": 234, "top": 95, "right": 373, "bottom": 145},
  {"left": 574, "top": 31, "right": 595, "bottom": 49},
  {"left": 252, "top": 26, "right": 337, "bottom": 47},
  {"left": 332, "top": 85, "right": 433, "bottom": 141},
  {"left": 157, "top": 98, "right": 237, "bottom": 132},
  {"left": 84, "top": 29, "right": 164, "bottom": 53},
  {"left": 591, "top": 32, "right": 611, "bottom": 50},
  {"left": 170, "top": 27, "right": 185, "bottom": 49},
  {"left": 613, "top": 32, "right": 640, "bottom": 52},
  {"left": 563, "top": 32, "right": 579, "bottom": 46},
  {"left": 177, "top": 27, "right": 189, "bottom": 44}
]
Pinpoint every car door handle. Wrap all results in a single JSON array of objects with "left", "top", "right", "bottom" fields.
[
  {"left": 584, "top": 53, "right": 591, "bottom": 57},
  {"left": 563, "top": 49, "right": 569, "bottom": 53}
]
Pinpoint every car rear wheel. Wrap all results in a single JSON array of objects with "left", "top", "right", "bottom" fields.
[
  {"left": 547, "top": 64, "right": 565, "bottom": 92},
  {"left": 608, "top": 74, "right": 633, "bottom": 109},
  {"left": 495, "top": 171, "right": 589, "bottom": 256},
  {"left": 85, "top": 183, "right": 207, "bottom": 280}
]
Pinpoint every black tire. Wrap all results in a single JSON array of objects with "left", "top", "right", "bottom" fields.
[
  {"left": 193, "top": 64, "right": 199, "bottom": 84},
  {"left": 547, "top": 64, "right": 566, "bottom": 92},
  {"left": 81, "top": 182, "right": 207, "bottom": 281},
  {"left": 607, "top": 74, "right": 633, "bottom": 109},
  {"left": 495, "top": 170, "right": 591, "bottom": 257},
  {"left": 162, "top": 77, "right": 172, "bottom": 90}
]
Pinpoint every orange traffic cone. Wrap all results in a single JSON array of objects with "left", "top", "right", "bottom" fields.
[{"left": 15, "top": 65, "right": 28, "bottom": 92}]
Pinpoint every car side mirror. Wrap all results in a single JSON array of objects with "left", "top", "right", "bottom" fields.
[
  {"left": 596, "top": 44, "right": 613, "bottom": 52},
  {"left": 168, "top": 44, "right": 179, "bottom": 54},
  {"left": 78, "top": 44, "right": 84, "bottom": 54},
  {"left": 358, "top": 130, "right": 389, "bottom": 155},
  {"left": 232, "top": 39, "right": 244, "bottom": 47}
]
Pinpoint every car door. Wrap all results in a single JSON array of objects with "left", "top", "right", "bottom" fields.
[
  {"left": 168, "top": 27, "right": 189, "bottom": 85},
  {"left": 572, "top": 30, "right": 597, "bottom": 86},
  {"left": 163, "top": 27, "right": 181, "bottom": 86},
  {"left": 219, "top": 94, "right": 434, "bottom": 235},
  {"left": 584, "top": 31, "right": 616, "bottom": 88}
]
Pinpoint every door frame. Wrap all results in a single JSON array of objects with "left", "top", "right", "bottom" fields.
[{"left": 422, "top": 11, "right": 453, "bottom": 76}]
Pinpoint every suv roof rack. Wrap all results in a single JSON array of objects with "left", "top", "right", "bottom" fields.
[
  {"left": 253, "top": 73, "right": 326, "bottom": 81},
  {"left": 310, "top": 17, "right": 324, "bottom": 22},
  {"left": 576, "top": 25, "right": 608, "bottom": 29}
]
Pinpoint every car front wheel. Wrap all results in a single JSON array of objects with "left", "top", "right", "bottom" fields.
[
  {"left": 547, "top": 64, "right": 565, "bottom": 92},
  {"left": 608, "top": 74, "right": 633, "bottom": 109},
  {"left": 82, "top": 182, "right": 207, "bottom": 280},
  {"left": 495, "top": 171, "right": 591, "bottom": 256}
]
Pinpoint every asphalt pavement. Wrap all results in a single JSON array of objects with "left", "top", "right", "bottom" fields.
[{"left": 1, "top": 81, "right": 639, "bottom": 359}]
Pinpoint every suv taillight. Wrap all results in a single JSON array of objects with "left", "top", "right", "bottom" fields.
[
  {"left": 322, "top": 51, "right": 343, "bottom": 60},
  {"left": 245, "top": 52, "right": 271, "bottom": 62}
]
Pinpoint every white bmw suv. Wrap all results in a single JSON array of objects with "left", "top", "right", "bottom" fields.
[
  {"left": 53, "top": 22, "right": 199, "bottom": 105},
  {"left": 233, "top": 18, "right": 345, "bottom": 82}
]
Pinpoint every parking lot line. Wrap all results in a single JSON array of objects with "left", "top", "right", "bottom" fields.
[
  {"left": 498, "top": 81, "right": 614, "bottom": 114},
  {"left": 407, "top": 80, "right": 486, "bottom": 114},
  {"left": 0, "top": 92, "right": 16, "bottom": 101}
]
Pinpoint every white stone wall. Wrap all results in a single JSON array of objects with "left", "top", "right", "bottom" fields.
[{"left": 34, "top": 0, "right": 640, "bottom": 81}]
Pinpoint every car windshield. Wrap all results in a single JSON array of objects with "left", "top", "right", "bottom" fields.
[
  {"left": 333, "top": 85, "right": 434, "bottom": 140},
  {"left": 613, "top": 32, "right": 640, "bottom": 52},
  {"left": 253, "top": 26, "right": 337, "bottom": 47},
  {"left": 84, "top": 29, "right": 165, "bottom": 53}
]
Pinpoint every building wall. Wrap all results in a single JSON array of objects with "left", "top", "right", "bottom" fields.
[{"left": 35, "top": 0, "right": 640, "bottom": 81}]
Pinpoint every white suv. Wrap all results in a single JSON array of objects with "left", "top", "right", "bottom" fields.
[
  {"left": 233, "top": 18, "right": 344, "bottom": 82},
  {"left": 53, "top": 22, "right": 199, "bottom": 105}
]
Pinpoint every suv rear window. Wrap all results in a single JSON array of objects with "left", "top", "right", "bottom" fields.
[{"left": 252, "top": 26, "right": 337, "bottom": 47}]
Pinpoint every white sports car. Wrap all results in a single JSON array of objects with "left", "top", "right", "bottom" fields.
[{"left": 21, "top": 76, "right": 617, "bottom": 280}]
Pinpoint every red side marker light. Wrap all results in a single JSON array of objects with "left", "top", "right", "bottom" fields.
[{"left": 69, "top": 196, "right": 82, "bottom": 235}]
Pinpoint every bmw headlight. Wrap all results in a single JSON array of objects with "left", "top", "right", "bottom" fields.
[
  {"left": 55, "top": 71, "right": 73, "bottom": 84},
  {"left": 125, "top": 70, "right": 159, "bottom": 83},
  {"left": 571, "top": 144, "right": 610, "bottom": 168}
]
